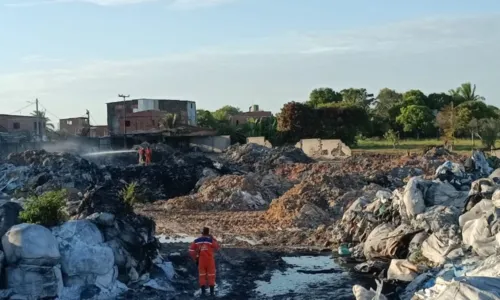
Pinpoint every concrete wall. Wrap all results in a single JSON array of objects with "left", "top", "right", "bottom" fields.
[
  {"left": 189, "top": 135, "right": 231, "bottom": 153},
  {"left": 0, "top": 115, "right": 45, "bottom": 139},
  {"left": 230, "top": 111, "right": 273, "bottom": 126},
  {"left": 295, "top": 138, "right": 351, "bottom": 158},
  {"left": 107, "top": 99, "right": 195, "bottom": 135},
  {"left": 60, "top": 117, "right": 88, "bottom": 135},
  {"left": 186, "top": 101, "right": 197, "bottom": 126},
  {"left": 246, "top": 136, "right": 272, "bottom": 148}
]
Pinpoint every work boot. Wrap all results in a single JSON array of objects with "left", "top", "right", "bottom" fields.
[
  {"left": 201, "top": 286, "right": 207, "bottom": 296},
  {"left": 209, "top": 286, "right": 215, "bottom": 296}
]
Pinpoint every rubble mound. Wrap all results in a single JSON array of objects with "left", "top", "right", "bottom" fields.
[
  {"left": 166, "top": 173, "right": 292, "bottom": 211},
  {"left": 423, "top": 146, "right": 451, "bottom": 158},
  {"left": 1, "top": 150, "right": 103, "bottom": 196},
  {"left": 1, "top": 149, "right": 230, "bottom": 203},
  {"left": 105, "top": 153, "right": 225, "bottom": 201},
  {"left": 265, "top": 174, "right": 366, "bottom": 228},
  {"left": 221, "top": 144, "right": 313, "bottom": 172},
  {"left": 76, "top": 184, "right": 159, "bottom": 281}
]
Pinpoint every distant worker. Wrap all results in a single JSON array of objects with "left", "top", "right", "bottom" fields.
[
  {"left": 189, "top": 227, "right": 220, "bottom": 297},
  {"left": 138, "top": 147, "right": 145, "bottom": 165},
  {"left": 145, "top": 146, "right": 152, "bottom": 166}
]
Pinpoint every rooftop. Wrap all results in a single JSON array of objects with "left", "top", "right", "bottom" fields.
[
  {"left": 233, "top": 111, "right": 273, "bottom": 117},
  {"left": 106, "top": 98, "right": 195, "bottom": 105},
  {"left": 0, "top": 114, "right": 38, "bottom": 119},
  {"left": 60, "top": 117, "right": 87, "bottom": 120}
]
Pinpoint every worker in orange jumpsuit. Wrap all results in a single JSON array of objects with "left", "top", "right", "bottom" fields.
[
  {"left": 145, "top": 146, "right": 152, "bottom": 166},
  {"left": 189, "top": 227, "right": 220, "bottom": 296},
  {"left": 138, "top": 147, "right": 145, "bottom": 165}
]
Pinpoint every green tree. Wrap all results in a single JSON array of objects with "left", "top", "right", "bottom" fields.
[
  {"left": 340, "top": 88, "right": 375, "bottom": 108},
  {"left": 477, "top": 118, "right": 500, "bottom": 149},
  {"left": 396, "top": 105, "right": 434, "bottom": 139},
  {"left": 196, "top": 110, "right": 217, "bottom": 128},
  {"left": 457, "top": 101, "right": 497, "bottom": 121},
  {"left": 402, "top": 90, "right": 427, "bottom": 106},
  {"left": 373, "top": 88, "right": 403, "bottom": 118},
  {"left": 449, "top": 82, "right": 485, "bottom": 104},
  {"left": 307, "top": 88, "right": 343, "bottom": 107},
  {"left": 427, "top": 93, "right": 453, "bottom": 111},
  {"left": 436, "top": 104, "right": 459, "bottom": 147},
  {"left": 213, "top": 105, "right": 242, "bottom": 121}
]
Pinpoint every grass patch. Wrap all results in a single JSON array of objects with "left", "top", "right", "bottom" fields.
[{"left": 354, "top": 138, "right": 500, "bottom": 154}]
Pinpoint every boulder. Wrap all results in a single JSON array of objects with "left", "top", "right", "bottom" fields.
[{"left": 2, "top": 223, "right": 60, "bottom": 266}]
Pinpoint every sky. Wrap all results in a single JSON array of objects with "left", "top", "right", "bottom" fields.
[{"left": 0, "top": 0, "right": 499, "bottom": 125}]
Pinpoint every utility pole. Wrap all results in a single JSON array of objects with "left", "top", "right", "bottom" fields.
[
  {"left": 118, "top": 94, "right": 130, "bottom": 148},
  {"left": 35, "top": 98, "right": 40, "bottom": 148},
  {"left": 86, "top": 109, "right": 90, "bottom": 126}
]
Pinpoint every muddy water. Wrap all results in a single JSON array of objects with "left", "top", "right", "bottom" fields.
[{"left": 122, "top": 238, "right": 395, "bottom": 300}]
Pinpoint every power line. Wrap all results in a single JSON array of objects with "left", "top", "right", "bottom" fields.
[
  {"left": 37, "top": 102, "right": 61, "bottom": 120},
  {"left": 90, "top": 115, "right": 98, "bottom": 126},
  {"left": 8, "top": 103, "right": 34, "bottom": 115}
]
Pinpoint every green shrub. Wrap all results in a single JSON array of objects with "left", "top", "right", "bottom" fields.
[
  {"left": 120, "top": 182, "right": 140, "bottom": 207},
  {"left": 19, "top": 190, "right": 68, "bottom": 227}
]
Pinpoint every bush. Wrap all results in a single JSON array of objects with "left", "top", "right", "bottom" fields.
[
  {"left": 383, "top": 129, "right": 400, "bottom": 149},
  {"left": 19, "top": 190, "right": 68, "bottom": 227},
  {"left": 120, "top": 181, "right": 141, "bottom": 207}
]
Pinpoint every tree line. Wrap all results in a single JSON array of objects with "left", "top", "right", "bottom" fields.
[{"left": 197, "top": 82, "right": 500, "bottom": 148}]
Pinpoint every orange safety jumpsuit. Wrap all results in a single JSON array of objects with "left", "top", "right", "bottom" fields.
[
  {"left": 189, "top": 235, "right": 220, "bottom": 287},
  {"left": 138, "top": 148, "right": 145, "bottom": 165},
  {"left": 145, "top": 148, "right": 152, "bottom": 165}
]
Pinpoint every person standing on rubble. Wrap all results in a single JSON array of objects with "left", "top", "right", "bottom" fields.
[
  {"left": 138, "top": 147, "right": 145, "bottom": 165},
  {"left": 189, "top": 227, "right": 220, "bottom": 297},
  {"left": 145, "top": 146, "right": 152, "bottom": 166}
]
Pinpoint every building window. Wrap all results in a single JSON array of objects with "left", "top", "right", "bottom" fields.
[
  {"left": 34, "top": 122, "right": 37, "bottom": 131},
  {"left": 13, "top": 122, "right": 20, "bottom": 129},
  {"left": 66, "top": 120, "right": 73, "bottom": 125},
  {"left": 125, "top": 120, "right": 131, "bottom": 127},
  {"left": 236, "top": 120, "right": 239, "bottom": 125},
  {"left": 190, "top": 103, "right": 193, "bottom": 109}
]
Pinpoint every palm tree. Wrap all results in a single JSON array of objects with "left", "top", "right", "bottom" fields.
[
  {"left": 30, "top": 110, "right": 55, "bottom": 132},
  {"left": 448, "top": 82, "right": 485, "bottom": 103},
  {"left": 159, "top": 113, "right": 178, "bottom": 129}
]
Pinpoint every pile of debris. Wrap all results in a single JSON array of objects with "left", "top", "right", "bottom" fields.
[
  {"left": 104, "top": 153, "right": 228, "bottom": 201},
  {"left": 349, "top": 150, "right": 500, "bottom": 300},
  {"left": 166, "top": 173, "right": 292, "bottom": 211},
  {"left": 0, "top": 187, "right": 166, "bottom": 299},
  {"left": 1, "top": 150, "right": 104, "bottom": 197},
  {"left": 221, "top": 143, "right": 313, "bottom": 173},
  {"left": 0, "top": 150, "right": 175, "bottom": 299},
  {"left": 1, "top": 149, "right": 231, "bottom": 203},
  {"left": 265, "top": 174, "right": 367, "bottom": 228}
]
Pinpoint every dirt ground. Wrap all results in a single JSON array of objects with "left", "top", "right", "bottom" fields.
[{"left": 136, "top": 202, "right": 342, "bottom": 253}]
